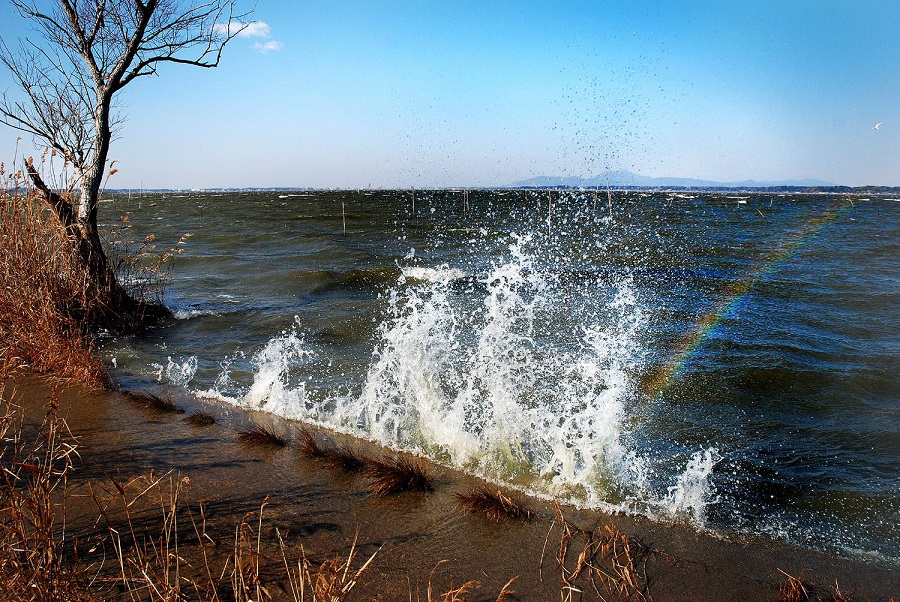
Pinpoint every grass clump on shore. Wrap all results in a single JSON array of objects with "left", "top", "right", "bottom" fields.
[
  {"left": 122, "top": 389, "right": 181, "bottom": 413},
  {"left": 365, "top": 455, "right": 435, "bottom": 497},
  {"left": 184, "top": 410, "right": 216, "bottom": 426},
  {"left": 454, "top": 485, "right": 535, "bottom": 523},
  {"left": 237, "top": 424, "right": 288, "bottom": 448},
  {"left": 0, "top": 168, "right": 109, "bottom": 388},
  {"left": 299, "top": 429, "right": 366, "bottom": 472}
]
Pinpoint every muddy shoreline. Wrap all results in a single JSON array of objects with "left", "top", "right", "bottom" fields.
[{"left": 9, "top": 372, "right": 898, "bottom": 601}]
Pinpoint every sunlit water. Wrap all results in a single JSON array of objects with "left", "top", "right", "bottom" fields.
[{"left": 99, "top": 190, "right": 899, "bottom": 566}]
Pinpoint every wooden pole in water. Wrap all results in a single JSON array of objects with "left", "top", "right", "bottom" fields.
[
  {"left": 547, "top": 190, "right": 552, "bottom": 240},
  {"left": 606, "top": 180, "right": 613, "bottom": 219},
  {"left": 342, "top": 201, "right": 347, "bottom": 237},
  {"left": 411, "top": 188, "right": 416, "bottom": 217}
]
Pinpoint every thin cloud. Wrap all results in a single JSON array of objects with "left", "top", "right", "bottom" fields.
[
  {"left": 214, "top": 20, "right": 272, "bottom": 38},
  {"left": 254, "top": 40, "right": 283, "bottom": 53},
  {"left": 214, "top": 20, "right": 282, "bottom": 53}
]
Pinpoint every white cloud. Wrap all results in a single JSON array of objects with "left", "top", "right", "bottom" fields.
[
  {"left": 214, "top": 20, "right": 271, "bottom": 38},
  {"left": 214, "top": 20, "right": 282, "bottom": 53},
  {"left": 254, "top": 40, "right": 283, "bottom": 53},
  {"left": 239, "top": 21, "right": 272, "bottom": 38}
]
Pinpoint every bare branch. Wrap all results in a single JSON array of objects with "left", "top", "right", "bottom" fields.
[{"left": 1, "top": 0, "right": 251, "bottom": 217}]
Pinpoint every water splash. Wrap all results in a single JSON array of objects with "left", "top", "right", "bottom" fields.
[
  {"left": 153, "top": 356, "right": 197, "bottom": 387},
  {"left": 198, "top": 231, "right": 720, "bottom": 523},
  {"left": 663, "top": 448, "right": 720, "bottom": 524},
  {"left": 242, "top": 322, "right": 312, "bottom": 419}
]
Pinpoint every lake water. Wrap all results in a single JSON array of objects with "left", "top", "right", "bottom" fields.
[{"left": 99, "top": 189, "right": 899, "bottom": 566}]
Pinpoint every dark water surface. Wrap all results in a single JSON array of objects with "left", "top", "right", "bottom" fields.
[{"left": 99, "top": 190, "right": 899, "bottom": 566}]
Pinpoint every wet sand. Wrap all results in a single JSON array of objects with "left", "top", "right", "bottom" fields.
[{"left": 9, "top": 372, "right": 898, "bottom": 601}]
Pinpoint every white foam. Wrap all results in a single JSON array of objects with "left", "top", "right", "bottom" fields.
[
  {"left": 196, "top": 234, "right": 720, "bottom": 523},
  {"left": 662, "top": 448, "right": 720, "bottom": 526},
  {"left": 400, "top": 265, "right": 467, "bottom": 284},
  {"left": 241, "top": 322, "right": 312, "bottom": 420},
  {"left": 153, "top": 356, "right": 197, "bottom": 387}
]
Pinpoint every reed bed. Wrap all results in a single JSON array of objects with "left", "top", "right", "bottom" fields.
[{"left": 0, "top": 175, "right": 109, "bottom": 388}]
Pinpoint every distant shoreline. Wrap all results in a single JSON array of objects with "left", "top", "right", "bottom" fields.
[{"left": 90, "top": 186, "right": 900, "bottom": 194}]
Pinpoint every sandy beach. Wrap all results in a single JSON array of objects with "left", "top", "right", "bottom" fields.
[{"left": 7, "top": 371, "right": 896, "bottom": 601}]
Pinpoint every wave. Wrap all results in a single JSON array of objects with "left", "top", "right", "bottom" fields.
[{"left": 162, "top": 234, "right": 719, "bottom": 527}]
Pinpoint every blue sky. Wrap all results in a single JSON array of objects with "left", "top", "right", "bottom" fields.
[{"left": 1, "top": 1, "right": 898, "bottom": 188}]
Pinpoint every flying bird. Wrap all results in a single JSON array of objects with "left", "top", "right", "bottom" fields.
[{"left": 873, "top": 122, "right": 882, "bottom": 130}]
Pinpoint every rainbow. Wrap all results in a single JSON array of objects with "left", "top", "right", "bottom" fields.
[{"left": 642, "top": 200, "right": 849, "bottom": 398}]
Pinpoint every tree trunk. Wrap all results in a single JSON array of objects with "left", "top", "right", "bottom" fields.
[{"left": 25, "top": 161, "right": 170, "bottom": 333}]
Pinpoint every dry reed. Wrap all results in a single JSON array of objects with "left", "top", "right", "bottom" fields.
[
  {"left": 778, "top": 569, "right": 854, "bottom": 602},
  {"left": 0, "top": 368, "right": 94, "bottom": 600},
  {"left": 454, "top": 485, "right": 535, "bottom": 522},
  {"left": 416, "top": 563, "right": 517, "bottom": 602},
  {"left": 365, "top": 455, "right": 435, "bottom": 497},
  {"left": 278, "top": 530, "right": 380, "bottom": 602},
  {"left": 542, "top": 501, "right": 656, "bottom": 602},
  {"left": 0, "top": 171, "right": 109, "bottom": 388},
  {"left": 237, "top": 425, "right": 288, "bottom": 448},
  {"left": 183, "top": 410, "right": 216, "bottom": 426}
]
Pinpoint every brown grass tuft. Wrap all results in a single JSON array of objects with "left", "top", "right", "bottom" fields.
[
  {"left": 299, "top": 429, "right": 367, "bottom": 473},
  {"left": 454, "top": 485, "right": 535, "bottom": 522},
  {"left": 299, "top": 428, "right": 326, "bottom": 458},
  {"left": 184, "top": 410, "right": 215, "bottom": 426},
  {"left": 365, "top": 455, "right": 435, "bottom": 497},
  {"left": 237, "top": 425, "right": 288, "bottom": 448},
  {"left": 122, "top": 389, "right": 181, "bottom": 412}
]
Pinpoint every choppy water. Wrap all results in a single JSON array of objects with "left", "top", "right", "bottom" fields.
[{"left": 99, "top": 189, "right": 899, "bottom": 566}]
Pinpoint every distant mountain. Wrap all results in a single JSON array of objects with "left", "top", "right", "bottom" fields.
[{"left": 511, "top": 171, "right": 837, "bottom": 189}]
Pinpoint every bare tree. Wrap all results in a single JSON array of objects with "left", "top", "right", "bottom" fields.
[{"left": 0, "top": 0, "right": 250, "bottom": 329}]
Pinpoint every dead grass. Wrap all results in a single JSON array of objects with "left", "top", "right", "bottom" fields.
[
  {"left": 0, "top": 154, "right": 179, "bottom": 388},
  {"left": 0, "top": 171, "right": 109, "bottom": 388},
  {"left": 778, "top": 569, "right": 854, "bottom": 602},
  {"left": 277, "top": 530, "right": 380, "bottom": 602},
  {"left": 184, "top": 411, "right": 216, "bottom": 426},
  {"left": 0, "top": 375, "right": 94, "bottom": 600},
  {"left": 122, "top": 389, "right": 181, "bottom": 413},
  {"left": 454, "top": 485, "right": 535, "bottom": 522},
  {"left": 413, "top": 563, "right": 518, "bottom": 602},
  {"left": 237, "top": 425, "right": 288, "bottom": 448},
  {"left": 365, "top": 455, "right": 435, "bottom": 497},
  {"left": 542, "top": 501, "right": 656, "bottom": 602},
  {"left": 298, "top": 429, "right": 365, "bottom": 472}
]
